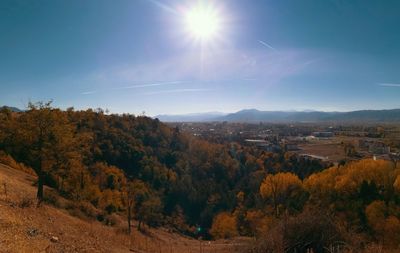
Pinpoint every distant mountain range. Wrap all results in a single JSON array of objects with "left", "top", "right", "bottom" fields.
[
  {"left": 0, "top": 106, "right": 23, "bottom": 112},
  {"left": 156, "top": 108, "right": 400, "bottom": 123},
  {"left": 155, "top": 112, "right": 227, "bottom": 122},
  {"left": 4, "top": 105, "right": 400, "bottom": 123}
]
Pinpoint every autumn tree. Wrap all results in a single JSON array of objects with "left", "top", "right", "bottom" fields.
[
  {"left": 233, "top": 191, "right": 247, "bottom": 234},
  {"left": 393, "top": 174, "right": 400, "bottom": 194},
  {"left": 0, "top": 107, "right": 10, "bottom": 144},
  {"left": 365, "top": 200, "right": 400, "bottom": 246},
  {"left": 129, "top": 180, "right": 163, "bottom": 230},
  {"left": 168, "top": 205, "right": 189, "bottom": 232},
  {"left": 210, "top": 212, "right": 238, "bottom": 239},
  {"left": 125, "top": 181, "right": 135, "bottom": 234},
  {"left": 365, "top": 200, "right": 386, "bottom": 235},
  {"left": 260, "top": 172, "right": 303, "bottom": 217},
  {"left": 244, "top": 210, "right": 275, "bottom": 236},
  {"left": 139, "top": 195, "right": 163, "bottom": 228},
  {"left": 10, "top": 101, "right": 77, "bottom": 204}
]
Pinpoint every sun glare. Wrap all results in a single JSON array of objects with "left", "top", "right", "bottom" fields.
[{"left": 185, "top": 5, "right": 221, "bottom": 41}]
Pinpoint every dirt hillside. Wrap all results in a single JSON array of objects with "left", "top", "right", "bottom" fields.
[{"left": 0, "top": 164, "right": 247, "bottom": 253}]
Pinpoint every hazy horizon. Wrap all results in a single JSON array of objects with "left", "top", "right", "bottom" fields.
[{"left": 3, "top": 104, "right": 400, "bottom": 118}]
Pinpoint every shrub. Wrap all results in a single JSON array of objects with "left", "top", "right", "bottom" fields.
[
  {"left": 43, "top": 189, "right": 63, "bottom": 208},
  {"left": 18, "top": 197, "right": 34, "bottom": 208},
  {"left": 252, "top": 208, "right": 345, "bottom": 253},
  {"left": 60, "top": 199, "right": 99, "bottom": 220},
  {"left": 104, "top": 213, "right": 120, "bottom": 226},
  {"left": 244, "top": 210, "right": 276, "bottom": 236},
  {"left": 68, "top": 208, "right": 87, "bottom": 220},
  {"left": 0, "top": 151, "right": 35, "bottom": 175},
  {"left": 78, "top": 201, "right": 99, "bottom": 219}
]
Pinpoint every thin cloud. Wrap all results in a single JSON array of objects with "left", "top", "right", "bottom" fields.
[
  {"left": 258, "top": 40, "right": 277, "bottom": 51},
  {"left": 378, "top": 83, "right": 400, "bottom": 87},
  {"left": 144, "top": 88, "right": 212, "bottom": 95},
  {"left": 86, "top": 48, "right": 313, "bottom": 93},
  {"left": 81, "top": 91, "right": 97, "bottom": 95}
]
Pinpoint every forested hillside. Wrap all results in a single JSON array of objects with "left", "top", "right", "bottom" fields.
[{"left": 1, "top": 103, "right": 400, "bottom": 252}]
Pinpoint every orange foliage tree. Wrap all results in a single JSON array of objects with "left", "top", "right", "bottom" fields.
[{"left": 210, "top": 212, "right": 238, "bottom": 239}]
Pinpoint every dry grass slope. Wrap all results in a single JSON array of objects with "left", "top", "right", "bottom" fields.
[{"left": 0, "top": 163, "right": 246, "bottom": 253}]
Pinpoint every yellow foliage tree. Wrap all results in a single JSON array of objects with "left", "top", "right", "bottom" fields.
[
  {"left": 383, "top": 216, "right": 400, "bottom": 247},
  {"left": 393, "top": 174, "right": 400, "bottom": 194},
  {"left": 210, "top": 212, "right": 239, "bottom": 239},
  {"left": 365, "top": 200, "right": 386, "bottom": 234},
  {"left": 365, "top": 200, "right": 400, "bottom": 246},
  {"left": 334, "top": 159, "right": 395, "bottom": 195},
  {"left": 305, "top": 159, "right": 400, "bottom": 204},
  {"left": 260, "top": 172, "right": 302, "bottom": 217},
  {"left": 99, "top": 189, "right": 124, "bottom": 213},
  {"left": 304, "top": 166, "right": 340, "bottom": 202}
]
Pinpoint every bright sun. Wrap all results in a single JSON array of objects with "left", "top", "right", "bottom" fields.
[{"left": 185, "top": 5, "right": 221, "bottom": 41}]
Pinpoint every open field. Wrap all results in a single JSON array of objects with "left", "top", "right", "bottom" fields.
[
  {"left": 294, "top": 136, "right": 387, "bottom": 162},
  {"left": 297, "top": 142, "right": 345, "bottom": 161},
  {"left": 0, "top": 164, "right": 248, "bottom": 253}
]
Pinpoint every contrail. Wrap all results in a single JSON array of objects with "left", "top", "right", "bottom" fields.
[
  {"left": 258, "top": 40, "right": 277, "bottom": 51},
  {"left": 145, "top": 0, "right": 178, "bottom": 14},
  {"left": 144, "top": 88, "right": 212, "bottom": 95},
  {"left": 378, "top": 83, "right": 400, "bottom": 87},
  {"left": 81, "top": 81, "right": 183, "bottom": 95},
  {"left": 113, "top": 81, "right": 183, "bottom": 90}
]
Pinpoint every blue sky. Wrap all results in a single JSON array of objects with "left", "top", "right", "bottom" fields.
[{"left": 1, "top": 0, "right": 399, "bottom": 116}]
